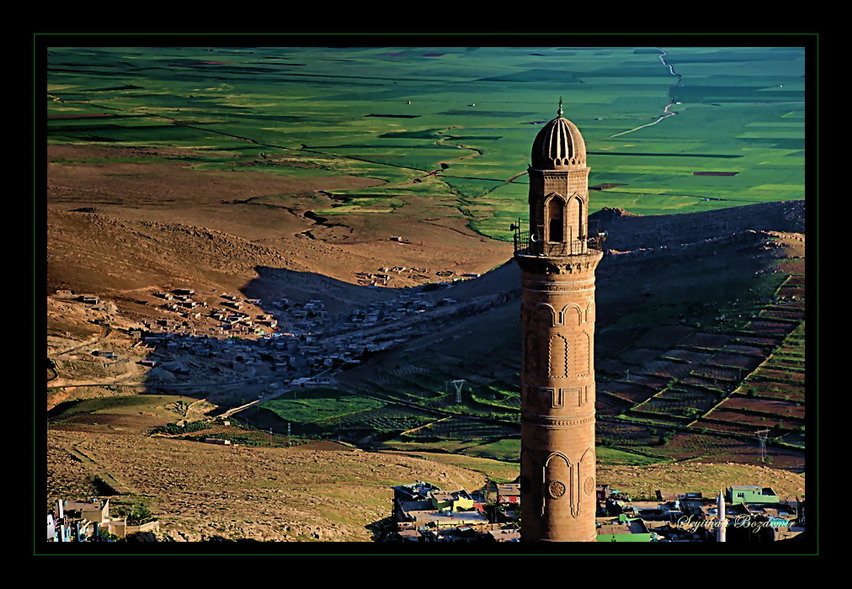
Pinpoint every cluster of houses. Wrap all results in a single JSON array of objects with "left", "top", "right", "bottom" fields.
[
  {"left": 390, "top": 481, "right": 520, "bottom": 542},
  {"left": 136, "top": 329, "right": 328, "bottom": 384},
  {"left": 146, "top": 289, "right": 277, "bottom": 338},
  {"left": 46, "top": 498, "right": 159, "bottom": 543},
  {"left": 56, "top": 280, "right": 505, "bottom": 394},
  {"left": 387, "top": 481, "right": 806, "bottom": 543},
  {"left": 132, "top": 287, "right": 500, "bottom": 387},
  {"left": 354, "top": 259, "right": 482, "bottom": 286}
]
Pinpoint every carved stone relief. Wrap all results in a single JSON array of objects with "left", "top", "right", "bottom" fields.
[{"left": 548, "top": 333, "right": 569, "bottom": 379}]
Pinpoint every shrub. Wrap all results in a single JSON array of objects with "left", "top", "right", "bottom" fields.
[
  {"left": 117, "top": 503, "right": 154, "bottom": 525},
  {"left": 150, "top": 421, "right": 210, "bottom": 435}
]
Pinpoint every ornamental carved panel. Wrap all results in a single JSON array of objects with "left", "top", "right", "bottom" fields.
[
  {"left": 548, "top": 333, "right": 569, "bottom": 379},
  {"left": 542, "top": 452, "right": 573, "bottom": 517},
  {"left": 575, "top": 332, "right": 590, "bottom": 377}
]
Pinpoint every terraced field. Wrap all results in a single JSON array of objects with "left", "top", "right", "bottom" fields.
[
  {"left": 262, "top": 217, "right": 805, "bottom": 472},
  {"left": 594, "top": 233, "right": 806, "bottom": 471}
]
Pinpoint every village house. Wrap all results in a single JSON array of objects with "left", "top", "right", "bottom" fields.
[
  {"left": 596, "top": 515, "right": 661, "bottom": 542},
  {"left": 204, "top": 438, "right": 232, "bottom": 446},
  {"left": 48, "top": 497, "right": 160, "bottom": 542},
  {"left": 49, "top": 498, "right": 127, "bottom": 541},
  {"left": 727, "top": 486, "right": 780, "bottom": 504},
  {"left": 390, "top": 482, "right": 496, "bottom": 542},
  {"left": 488, "top": 481, "right": 520, "bottom": 505}
]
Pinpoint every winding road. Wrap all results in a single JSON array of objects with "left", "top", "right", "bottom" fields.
[{"left": 609, "top": 47, "right": 683, "bottom": 138}]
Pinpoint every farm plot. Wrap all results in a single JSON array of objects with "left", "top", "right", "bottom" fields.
[
  {"left": 776, "top": 284, "right": 805, "bottom": 299},
  {"left": 690, "top": 418, "right": 756, "bottom": 436},
  {"left": 652, "top": 431, "right": 805, "bottom": 472},
  {"left": 699, "top": 409, "right": 802, "bottom": 436},
  {"left": 458, "top": 438, "right": 521, "bottom": 462},
  {"left": 734, "top": 323, "right": 805, "bottom": 403},
  {"left": 718, "top": 397, "right": 804, "bottom": 420},
  {"left": 761, "top": 306, "right": 806, "bottom": 321},
  {"left": 764, "top": 358, "right": 806, "bottom": 372},
  {"left": 380, "top": 434, "right": 521, "bottom": 463},
  {"left": 679, "top": 332, "right": 733, "bottom": 349},
  {"left": 595, "top": 391, "right": 634, "bottom": 415},
  {"left": 403, "top": 416, "right": 519, "bottom": 441},
  {"left": 721, "top": 343, "right": 769, "bottom": 357},
  {"left": 742, "top": 319, "right": 796, "bottom": 337},
  {"left": 750, "top": 367, "right": 805, "bottom": 385},
  {"left": 620, "top": 412, "right": 688, "bottom": 428},
  {"left": 641, "top": 386, "right": 722, "bottom": 418},
  {"left": 48, "top": 395, "right": 204, "bottom": 435},
  {"left": 618, "top": 347, "right": 664, "bottom": 366},
  {"left": 734, "top": 335, "right": 785, "bottom": 347},
  {"left": 625, "top": 374, "right": 671, "bottom": 390},
  {"left": 598, "top": 380, "right": 660, "bottom": 405},
  {"left": 470, "top": 384, "right": 521, "bottom": 413},
  {"left": 704, "top": 353, "right": 765, "bottom": 371},
  {"left": 636, "top": 359, "right": 695, "bottom": 380},
  {"left": 259, "top": 388, "right": 385, "bottom": 426},
  {"left": 688, "top": 365, "right": 743, "bottom": 382},
  {"left": 597, "top": 419, "right": 661, "bottom": 448},
  {"left": 661, "top": 348, "right": 715, "bottom": 364},
  {"left": 630, "top": 324, "right": 696, "bottom": 350},
  {"left": 595, "top": 447, "right": 669, "bottom": 466},
  {"left": 365, "top": 373, "right": 442, "bottom": 402},
  {"left": 333, "top": 405, "right": 439, "bottom": 435},
  {"left": 597, "top": 356, "right": 632, "bottom": 376},
  {"left": 635, "top": 396, "right": 698, "bottom": 421}
]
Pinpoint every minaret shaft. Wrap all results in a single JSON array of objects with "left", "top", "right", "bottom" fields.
[{"left": 516, "top": 105, "right": 600, "bottom": 542}]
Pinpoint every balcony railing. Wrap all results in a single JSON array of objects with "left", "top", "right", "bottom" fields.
[{"left": 513, "top": 227, "right": 603, "bottom": 256}]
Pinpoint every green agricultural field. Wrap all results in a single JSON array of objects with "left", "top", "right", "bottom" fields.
[
  {"left": 596, "top": 447, "right": 671, "bottom": 466},
  {"left": 46, "top": 45, "right": 805, "bottom": 241},
  {"left": 259, "top": 387, "right": 385, "bottom": 425},
  {"left": 461, "top": 438, "right": 521, "bottom": 462}
]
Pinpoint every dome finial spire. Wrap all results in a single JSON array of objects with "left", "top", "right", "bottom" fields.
[{"left": 557, "top": 97, "right": 564, "bottom": 118}]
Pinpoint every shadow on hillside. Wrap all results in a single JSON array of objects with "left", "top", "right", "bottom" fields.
[
  {"left": 54, "top": 200, "right": 806, "bottom": 469},
  {"left": 135, "top": 265, "right": 402, "bottom": 424},
  {"left": 130, "top": 262, "right": 519, "bottom": 442}
]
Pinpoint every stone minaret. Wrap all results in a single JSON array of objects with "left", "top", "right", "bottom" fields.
[
  {"left": 716, "top": 488, "right": 727, "bottom": 543},
  {"left": 515, "top": 100, "right": 602, "bottom": 542}
]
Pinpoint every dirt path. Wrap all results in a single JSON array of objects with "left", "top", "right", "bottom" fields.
[
  {"left": 50, "top": 324, "right": 109, "bottom": 357},
  {"left": 66, "top": 442, "right": 136, "bottom": 495}
]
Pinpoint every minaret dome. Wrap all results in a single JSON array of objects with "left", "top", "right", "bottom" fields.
[{"left": 530, "top": 101, "right": 587, "bottom": 170}]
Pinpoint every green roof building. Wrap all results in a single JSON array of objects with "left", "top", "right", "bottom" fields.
[
  {"left": 596, "top": 517, "right": 658, "bottom": 542},
  {"left": 727, "top": 486, "right": 780, "bottom": 504}
]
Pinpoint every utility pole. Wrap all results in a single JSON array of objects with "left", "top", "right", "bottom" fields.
[{"left": 756, "top": 429, "right": 770, "bottom": 463}]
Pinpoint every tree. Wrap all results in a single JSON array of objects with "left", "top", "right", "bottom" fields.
[
  {"left": 118, "top": 503, "right": 154, "bottom": 525},
  {"left": 93, "top": 529, "right": 121, "bottom": 542}
]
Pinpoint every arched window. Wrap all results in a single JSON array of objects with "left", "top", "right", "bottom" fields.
[
  {"left": 567, "top": 196, "right": 582, "bottom": 241},
  {"left": 546, "top": 197, "right": 565, "bottom": 242}
]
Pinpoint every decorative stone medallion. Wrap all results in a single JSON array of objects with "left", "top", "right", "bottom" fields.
[
  {"left": 584, "top": 476, "right": 595, "bottom": 496},
  {"left": 548, "top": 480, "right": 566, "bottom": 499}
]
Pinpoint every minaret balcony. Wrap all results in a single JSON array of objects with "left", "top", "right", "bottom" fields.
[{"left": 513, "top": 229, "right": 602, "bottom": 257}]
